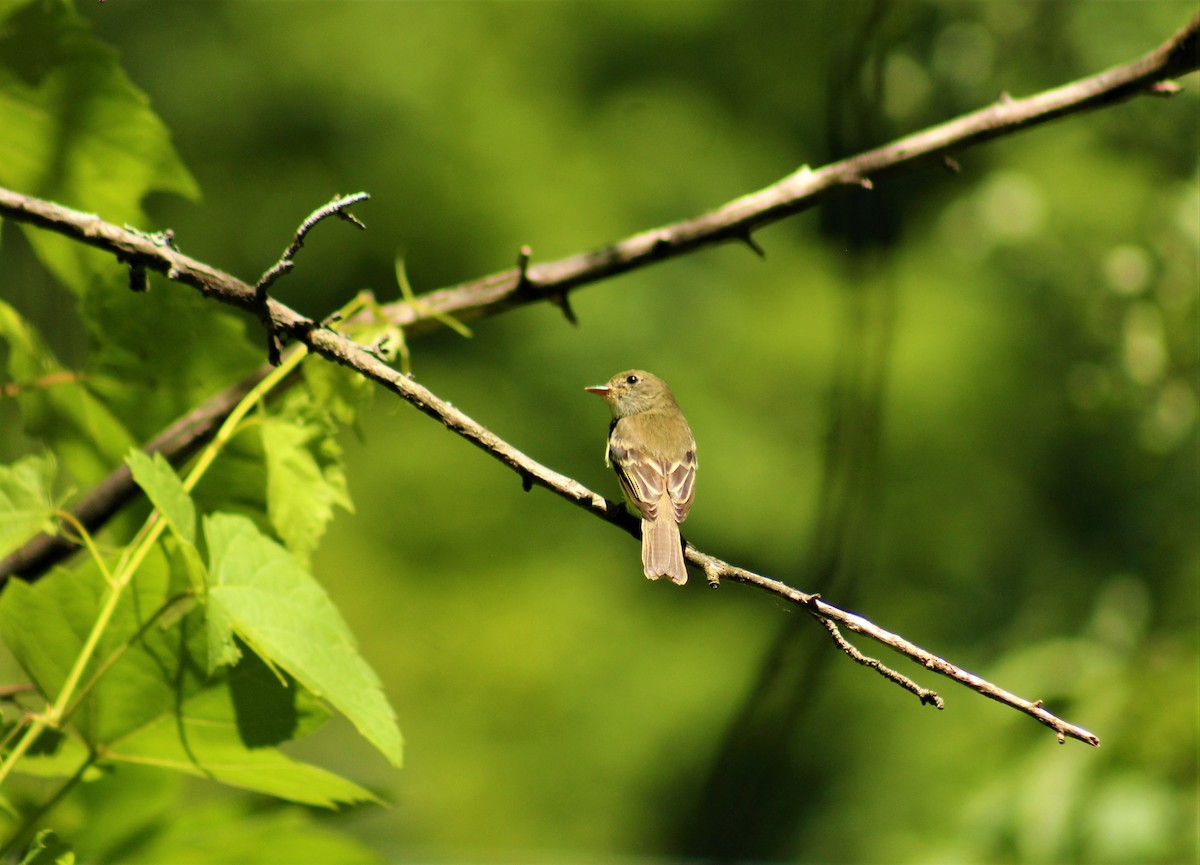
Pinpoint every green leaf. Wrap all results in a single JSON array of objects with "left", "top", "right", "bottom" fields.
[
  {"left": 0, "top": 555, "right": 364, "bottom": 805},
  {"left": 0, "top": 453, "right": 57, "bottom": 560},
  {"left": 9, "top": 732, "right": 99, "bottom": 781},
  {"left": 82, "top": 286, "right": 262, "bottom": 444},
  {"left": 188, "top": 430, "right": 268, "bottom": 524},
  {"left": 163, "top": 534, "right": 208, "bottom": 603},
  {"left": 302, "top": 357, "right": 374, "bottom": 429},
  {"left": 203, "top": 586, "right": 241, "bottom": 673},
  {"left": 18, "top": 829, "right": 74, "bottom": 865},
  {"left": 0, "top": 0, "right": 198, "bottom": 294},
  {"left": 116, "top": 801, "right": 383, "bottom": 865},
  {"left": 0, "top": 555, "right": 366, "bottom": 806},
  {"left": 204, "top": 513, "right": 403, "bottom": 766},
  {"left": 65, "top": 764, "right": 180, "bottom": 861},
  {"left": 106, "top": 657, "right": 373, "bottom": 808},
  {"left": 0, "top": 548, "right": 205, "bottom": 746},
  {"left": 261, "top": 415, "right": 353, "bottom": 565},
  {"left": 126, "top": 449, "right": 196, "bottom": 545},
  {"left": 0, "top": 300, "right": 135, "bottom": 486}
]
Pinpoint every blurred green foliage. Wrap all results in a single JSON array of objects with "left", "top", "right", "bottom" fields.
[{"left": 0, "top": 0, "right": 1196, "bottom": 862}]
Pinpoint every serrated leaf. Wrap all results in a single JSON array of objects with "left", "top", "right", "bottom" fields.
[
  {"left": 0, "top": 548, "right": 206, "bottom": 746},
  {"left": 303, "top": 358, "right": 373, "bottom": 429},
  {"left": 10, "top": 733, "right": 99, "bottom": 782},
  {"left": 261, "top": 416, "right": 353, "bottom": 565},
  {"left": 83, "top": 287, "right": 263, "bottom": 443},
  {"left": 119, "top": 802, "right": 382, "bottom": 865},
  {"left": 0, "top": 0, "right": 198, "bottom": 294},
  {"left": 126, "top": 449, "right": 196, "bottom": 546},
  {"left": 204, "top": 513, "right": 403, "bottom": 766},
  {"left": 106, "top": 656, "right": 370, "bottom": 808},
  {"left": 0, "top": 300, "right": 136, "bottom": 486},
  {"left": 0, "top": 560, "right": 360, "bottom": 805},
  {"left": 0, "top": 453, "right": 57, "bottom": 559}
]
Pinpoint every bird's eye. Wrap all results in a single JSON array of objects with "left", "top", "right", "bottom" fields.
[{"left": 625, "top": 374, "right": 639, "bottom": 384}]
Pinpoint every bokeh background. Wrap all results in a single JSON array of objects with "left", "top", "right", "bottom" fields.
[{"left": 4, "top": 0, "right": 1198, "bottom": 862}]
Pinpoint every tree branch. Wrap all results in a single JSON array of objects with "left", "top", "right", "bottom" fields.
[
  {"left": 371, "top": 12, "right": 1199, "bottom": 331},
  {"left": 0, "top": 16, "right": 1195, "bottom": 745},
  {"left": 253, "top": 288, "right": 1112, "bottom": 744},
  {"left": 0, "top": 367, "right": 272, "bottom": 579},
  {"left": 2, "top": 13, "right": 1196, "bottom": 582},
  {"left": 0, "top": 195, "right": 1102, "bottom": 745}
]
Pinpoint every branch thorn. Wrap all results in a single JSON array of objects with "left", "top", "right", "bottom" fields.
[
  {"left": 739, "top": 230, "right": 767, "bottom": 259},
  {"left": 550, "top": 291, "right": 578, "bottom": 326},
  {"left": 127, "top": 260, "right": 149, "bottom": 293}
]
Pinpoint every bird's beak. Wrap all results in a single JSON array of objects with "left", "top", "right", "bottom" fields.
[{"left": 584, "top": 385, "right": 610, "bottom": 397}]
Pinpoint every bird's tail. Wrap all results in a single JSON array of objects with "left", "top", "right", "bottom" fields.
[{"left": 641, "top": 514, "right": 686, "bottom": 585}]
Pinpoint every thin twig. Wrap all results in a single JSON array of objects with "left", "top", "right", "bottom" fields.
[
  {"left": 0, "top": 17, "right": 1193, "bottom": 745},
  {"left": 815, "top": 614, "right": 945, "bottom": 708},
  {"left": 0, "top": 16, "right": 1194, "bottom": 583},
  {"left": 0, "top": 196, "right": 1102, "bottom": 746},
  {"left": 290, "top": 303, "right": 1106, "bottom": 744},
  {"left": 255, "top": 192, "right": 369, "bottom": 295},
  {"left": 253, "top": 192, "right": 370, "bottom": 365},
  {"left": 366, "top": 13, "right": 1199, "bottom": 333}
]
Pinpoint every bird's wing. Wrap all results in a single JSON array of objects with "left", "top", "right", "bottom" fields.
[
  {"left": 608, "top": 437, "right": 666, "bottom": 521},
  {"left": 666, "top": 446, "right": 696, "bottom": 524},
  {"left": 609, "top": 445, "right": 696, "bottom": 525}
]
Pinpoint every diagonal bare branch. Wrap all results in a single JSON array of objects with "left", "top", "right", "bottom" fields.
[
  {"left": 1, "top": 13, "right": 1196, "bottom": 583},
  {"left": 0, "top": 10, "right": 1195, "bottom": 681},
  {"left": 0, "top": 185, "right": 1103, "bottom": 744},
  {"left": 289, "top": 293, "right": 1107, "bottom": 746},
  {"left": 374, "top": 13, "right": 1199, "bottom": 333}
]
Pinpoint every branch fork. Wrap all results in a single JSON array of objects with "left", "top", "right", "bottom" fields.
[
  {"left": 4, "top": 13, "right": 1195, "bottom": 744},
  {"left": 252, "top": 192, "right": 370, "bottom": 365}
]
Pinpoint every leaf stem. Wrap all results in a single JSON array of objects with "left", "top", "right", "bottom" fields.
[
  {"left": 0, "top": 347, "right": 307, "bottom": 789},
  {"left": 180, "top": 345, "right": 308, "bottom": 495}
]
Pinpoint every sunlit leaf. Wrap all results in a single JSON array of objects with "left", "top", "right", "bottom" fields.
[
  {"left": 0, "top": 299, "right": 135, "bottom": 485},
  {"left": 0, "top": 0, "right": 198, "bottom": 293},
  {"left": 0, "top": 453, "right": 57, "bottom": 560},
  {"left": 261, "top": 416, "right": 353, "bottom": 566},
  {"left": 107, "top": 654, "right": 370, "bottom": 808},
  {"left": 126, "top": 449, "right": 196, "bottom": 546},
  {"left": 204, "top": 513, "right": 402, "bottom": 766},
  {"left": 0, "top": 548, "right": 204, "bottom": 746}
]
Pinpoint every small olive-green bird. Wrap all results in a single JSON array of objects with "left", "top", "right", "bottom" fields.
[{"left": 585, "top": 370, "right": 696, "bottom": 585}]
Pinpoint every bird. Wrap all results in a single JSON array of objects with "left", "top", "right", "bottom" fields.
[{"left": 585, "top": 370, "right": 696, "bottom": 585}]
